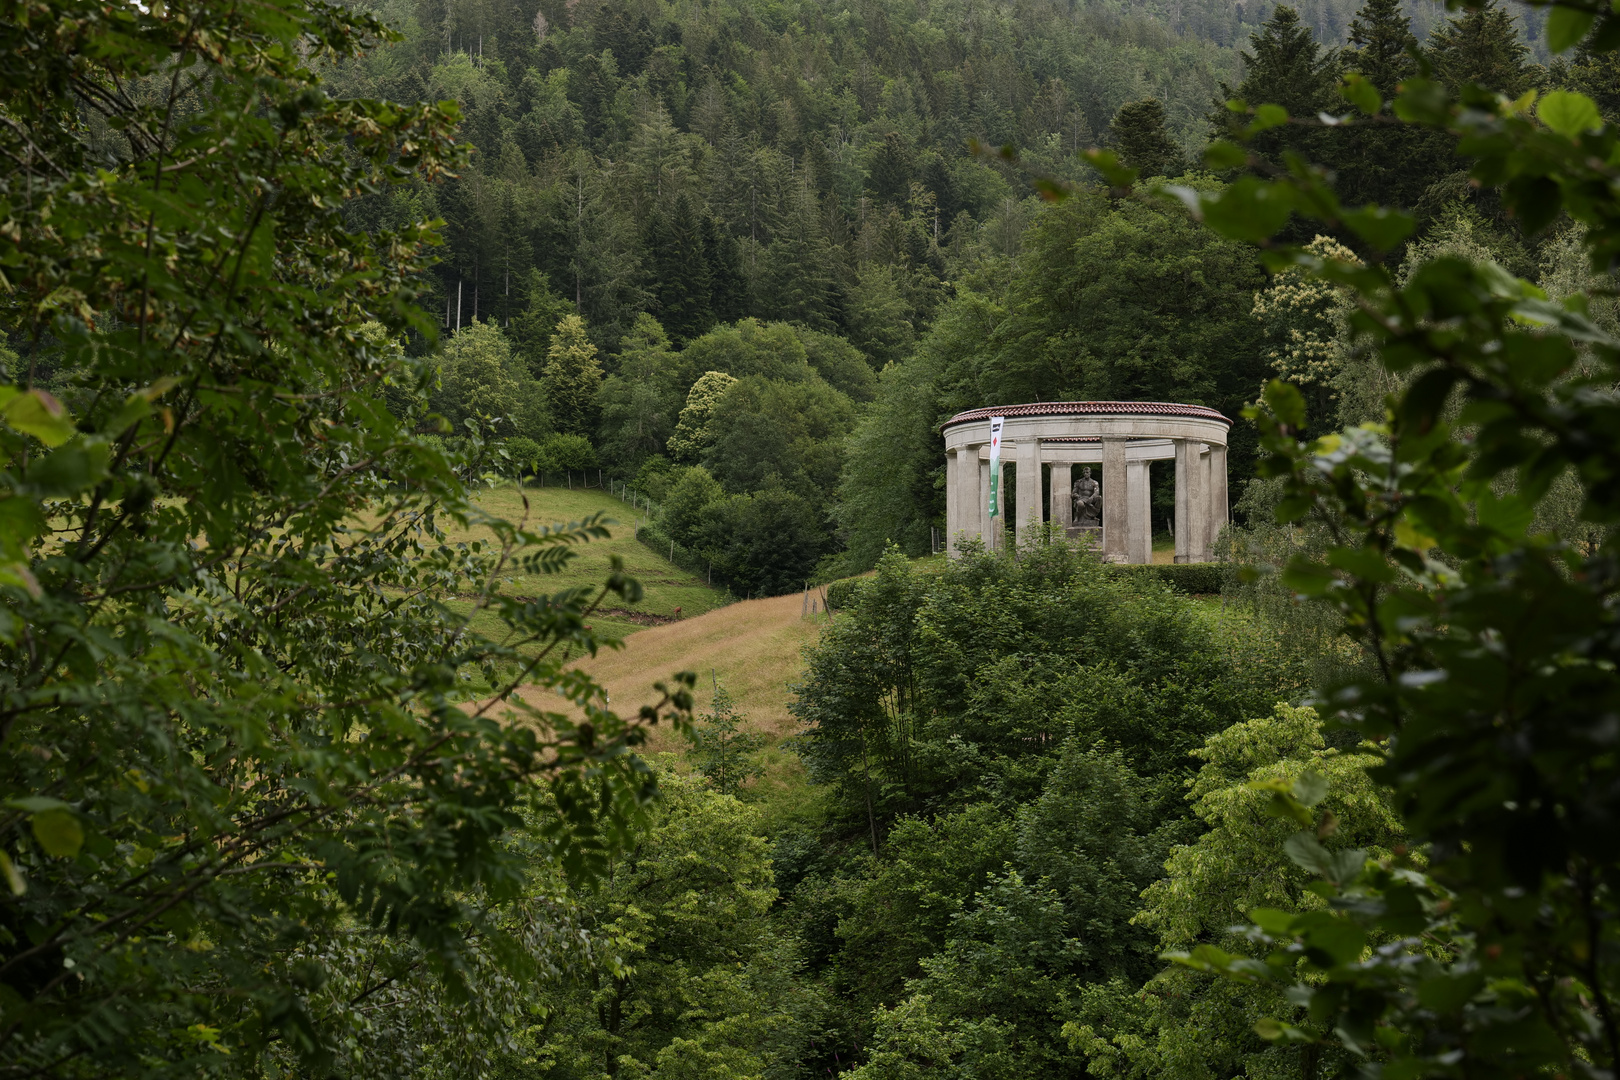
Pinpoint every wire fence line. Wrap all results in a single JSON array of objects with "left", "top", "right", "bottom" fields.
[{"left": 602, "top": 480, "right": 744, "bottom": 601}]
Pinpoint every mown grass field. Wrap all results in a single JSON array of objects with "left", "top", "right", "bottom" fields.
[
  {"left": 437, "top": 483, "right": 726, "bottom": 642},
  {"left": 518, "top": 587, "right": 832, "bottom": 819}
]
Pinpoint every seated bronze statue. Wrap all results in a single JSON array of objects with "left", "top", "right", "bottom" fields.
[{"left": 1071, "top": 466, "right": 1101, "bottom": 528}]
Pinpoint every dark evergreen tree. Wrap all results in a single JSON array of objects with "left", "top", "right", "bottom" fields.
[
  {"left": 1412, "top": 2, "right": 1539, "bottom": 236},
  {"left": 919, "top": 154, "right": 962, "bottom": 224},
  {"left": 1562, "top": 44, "right": 1620, "bottom": 124},
  {"left": 760, "top": 184, "right": 841, "bottom": 333},
  {"left": 868, "top": 132, "right": 915, "bottom": 205},
  {"left": 1109, "top": 99, "right": 1184, "bottom": 179},
  {"left": 510, "top": 270, "right": 576, "bottom": 379},
  {"left": 1345, "top": 0, "right": 1416, "bottom": 98},
  {"left": 1216, "top": 6, "right": 1340, "bottom": 166},
  {"left": 572, "top": 52, "right": 618, "bottom": 142},
  {"left": 1427, "top": 0, "right": 1539, "bottom": 98},
  {"left": 703, "top": 215, "right": 750, "bottom": 324},
  {"left": 591, "top": 2, "right": 654, "bottom": 74},
  {"left": 1333, "top": 0, "right": 1445, "bottom": 214},
  {"left": 644, "top": 194, "right": 715, "bottom": 345}
]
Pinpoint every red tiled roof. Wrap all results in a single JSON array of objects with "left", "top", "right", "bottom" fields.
[{"left": 941, "top": 401, "right": 1231, "bottom": 431}]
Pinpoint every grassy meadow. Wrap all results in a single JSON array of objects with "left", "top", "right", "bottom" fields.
[
  {"left": 449, "top": 484, "right": 825, "bottom": 818},
  {"left": 437, "top": 482, "right": 727, "bottom": 642}
]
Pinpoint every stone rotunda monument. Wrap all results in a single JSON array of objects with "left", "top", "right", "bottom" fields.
[{"left": 941, "top": 401, "right": 1231, "bottom": 564}]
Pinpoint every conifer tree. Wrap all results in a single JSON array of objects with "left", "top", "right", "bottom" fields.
[
  {"left": 644, "top": 194, "right": 715, "bottom": 345},
  {"left": 1427, "top": 0, "right": 1538, "bottom": 97},
  {"left": 761, "top": 176, "right": 841, "bottom": 332},
  {"left": 703, "top": 215, "right": 751, "bottom": 323},
  {"left": 1109, "top": 99, "right": 1184, "bottom": 178},
  {"left": 1345, "top": 0, "right": 1416, "bottom": 98},
  {"left": 1334, "top": 0, "right": 1443, "bottom": 212},
  {"left": 510, "top": 270, "right": 576, "bottom": 379},
  {"left": 868, "top": 132, "right": 915, "bottom": 205},
  {"left": 1563, "top": 44, "right": 1620, "bottom": 124},
  {"left": 544, "top": 314, "right": 605, "bottom": 437},
  {"left": 1216, "top": 6, "right": 1339, "bottom": 165}
]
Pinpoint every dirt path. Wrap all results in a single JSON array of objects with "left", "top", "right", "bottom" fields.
[{"left": 523, "top": 592, "right": 828, "bottom": 753}]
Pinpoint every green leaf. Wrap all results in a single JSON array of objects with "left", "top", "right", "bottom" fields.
[
  {"left": 1083, "top": 147, "right": 1138, "bottom": 189},
  {"left": 8, "top": 796, "right": 71, "bottom": 813},
  {"left": 1, "top": 388, "right": 77, "bottom": 447},
  {"left": 24, "top": 438, "right": 112, "bottom": 498},
  {"left": 1416, "top": 971, "right": 1485, "bottom": 1011},
  {"left": 1200, "top": 177, "right": 1295, "bottom": 243},
  {"left": 1539, "top": 90, "right": 1602, "bottom": 136},
  {"left": 1293, "top": 910, "right": 1367, "bottom": 965},
  {"left": 1284, "top": 831, "right": 1336, "bottom": 876},
  {"left": 1261, "top": 379, "right": 1307, "bottom": 429},
  {"left": 0, "top": 561, "right": 41, "bottom": 599},
  {"left": 1292, "top": 769, "right": 1329, "bottom": 807},
  {"left": 1249, "top": 907, "right": 1297, "bottom": 936},
  {"left": 0, "top": 850, "right": 23, "bottom": 896},
  {"left": 0, "top": 497, "right": 46, "bottom": 562},
  {"left": 1250, "top": 103, "right": 1289, "bottom": 132},
  {"left": 1327, "top": 547, "right": 1396, "bottom": 582},
  {"left": 31, "top": 808, "right": 84, "bottom": 858},
  {"left": 1256, "top": 784, "right": 1316, "bottom": 827},
  {"left": 1339, "top": 73, "right": 1381, "bottom": 116},
  {"left": 1280, "top": 561, "right": 1335, "bottom": 598},
  {"left": 1476, "top": 491, "right": 1534, "bottom": 538},
  {"left": 1342, "top": 205, "right": 1415, "bottom": 250},
  {"left": 1202, "top": 140, "right": 1247, "bottom": 170},
  {"left": 1547, "top": 5, "right": 1597, "bottom": 53}
]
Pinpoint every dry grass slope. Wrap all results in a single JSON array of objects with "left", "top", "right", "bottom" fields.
[{"left": 528, "top": 591, "right": 827, "bottom": 755}]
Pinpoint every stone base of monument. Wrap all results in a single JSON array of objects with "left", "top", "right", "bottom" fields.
[{"left": 1064, "top": 525, "right": 1101, "bottom": 544}]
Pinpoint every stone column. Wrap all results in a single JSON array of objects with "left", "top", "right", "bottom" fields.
[
  {"left": 1126, "top": 460, "right": 1151, "bottom": 564},
  {"left": 1016, "top": 438, "right": 1042, "bottom": 544},
  {"left": 952, "top": 448, "right": 972, "bottom": 555},
  {"left": 1050, "top": 462, "right": 1072, "bottom": 533},
  {"left": 1175, "top": 439, "right": 1206, "bottom": 564},
  {"left": 978, "top": 455, "right": 993, "bottom": 552},
  {"left": 1207, "top": 443, "right": 1229, "bottom": 556},
  {"left": 945, "top": 449, "right": 959, "bottom": 555},
  {"left": 1101, "top": 438, "right": 1128, "bottom": 562},
  {"left": 1190, "top": 446, "right": 1211, "bottom": 563}
]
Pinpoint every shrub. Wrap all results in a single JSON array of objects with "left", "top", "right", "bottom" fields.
[
  {"left": 662, "top": 466, "right": 726, "bottom": 549},
  {"left": 536, "top": 432, "right": 597, "bottom": 475},
  {"left": 825, "top": 576, "right": 868, "bottom": 610},
  {"left": 1102, "top": 562, "right": 1224, "bottom": 595},
  {"left": 503, "top": 436, "right": 541, "bottom": 478},
  {"left": 633, "top": 454, "right": 682, "bottom": 500},
  {"left": 697, "top": 487, "right": 829, "bottom": 596}
]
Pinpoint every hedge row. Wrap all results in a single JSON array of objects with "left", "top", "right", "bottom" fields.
[
  {"left": 1104, "top": 562, "right": 1225, "bottom": 595},
  {"left": 824, "top": 577, "right": 866, "bottom": 610},
  {"left": 823, "top": 561, "right": 1225, "bottom": 610}
]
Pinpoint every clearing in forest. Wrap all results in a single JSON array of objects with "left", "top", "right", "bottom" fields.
[
  {"left": 438, "top": 483, "right": 725, "bottom": 641},
  {"left": 539, "top": 590, "right": 826, "bottom": 754}
]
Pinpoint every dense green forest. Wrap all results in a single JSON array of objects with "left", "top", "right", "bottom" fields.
[
  {"left": 8, "top": 0, "right": 1620, "bottom": 1078},
  {"left": 311, "top": 0, "right": 1593, "bottom": 590}
]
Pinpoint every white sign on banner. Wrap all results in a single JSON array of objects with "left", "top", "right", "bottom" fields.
[{"left": 986, "top": 417, "right": 1004, "bottom": 537}]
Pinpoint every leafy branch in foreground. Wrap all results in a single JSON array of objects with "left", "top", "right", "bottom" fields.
[
  {"left": 0, "top": 2, "right": 692, "bottom": 1076},
  {"left": 1126, "top": 2, "right": 1620, "bottom": 1075}
]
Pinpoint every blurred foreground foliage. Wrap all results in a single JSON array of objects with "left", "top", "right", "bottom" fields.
[{"left": 0, "top": 2, "right": 693, "bottom": 1075}]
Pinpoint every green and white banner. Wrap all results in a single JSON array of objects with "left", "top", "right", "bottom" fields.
[{"left": 987, "top": 416, "right": 1004, "bottom": 520}]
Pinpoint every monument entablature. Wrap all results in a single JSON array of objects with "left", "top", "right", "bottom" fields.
[{"left": 940, "top": 401, "right": 1230, "bottom": 565}]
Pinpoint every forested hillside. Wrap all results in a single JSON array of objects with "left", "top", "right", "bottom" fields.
[
  {"left": 12, "top": 0, "right": 1620, "bottom": 1078},
  {"left": 310, "top": 0, "right": 1587, "bottom": 589}
]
